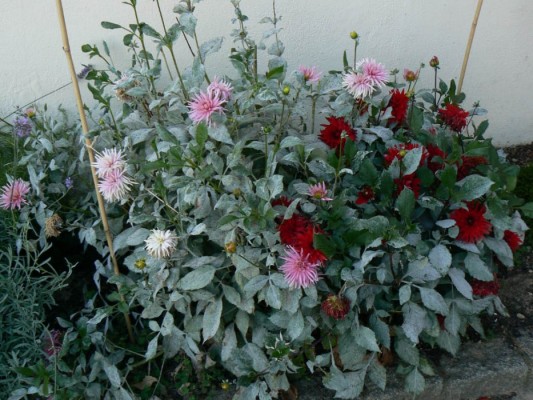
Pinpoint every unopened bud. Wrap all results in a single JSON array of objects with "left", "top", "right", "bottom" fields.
[
  {"left": 233, "top": 188, "right": 241, "bottom": 197},
  {"left": 350, "top": 31, "right": 358, "bottom": 40},
  {"left": 225, "top": 242, "right": 237, "bottom": 254},
  {"left": 134, "top": 258, "right": 147, "bottom": 270},
  {"left": 430, "top": 56, "right": 440, "bottom": 68},
  {"left": 403, "top": 69, "right": 418, "bottom": 82},
  {"left": 282, "top": 86, "right": 290, "bottom": 95}
]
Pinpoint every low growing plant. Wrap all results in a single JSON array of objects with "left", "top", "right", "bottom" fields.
[{"left": 5, "top": 1, "right": 531, "bottom": 398}]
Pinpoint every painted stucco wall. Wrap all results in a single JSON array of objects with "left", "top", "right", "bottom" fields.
[{"left": 1, "top": 1, "right": 532, "bottom": 145}]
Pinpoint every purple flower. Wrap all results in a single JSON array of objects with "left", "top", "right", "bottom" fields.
[
  {"left": 43, "top": 329, "right": 63, "bottom": 358},
  {"left": 13, "top": 116, "right": 32, "bottom": 138},
  {"left": 77, "top": 64, "right": 93, "bottom": 79},
  {"left": 64, "top": 177, "right": 73, "bottom": 189}
]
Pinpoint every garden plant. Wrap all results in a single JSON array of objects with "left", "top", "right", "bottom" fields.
[{"left": 2, "top": 1, "right": 531, "bottom": 399}]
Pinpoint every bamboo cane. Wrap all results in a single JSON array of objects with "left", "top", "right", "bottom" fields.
[
  {"left": 458, "top": 0, "right": 484, "bottom": 94},
  {"left": 54, "top": 0, "right": 134, "bottom": 343}
]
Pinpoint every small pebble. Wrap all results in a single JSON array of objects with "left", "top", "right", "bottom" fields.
[{"left": 517, "top": 313, "right": 526, "bottom": 320}]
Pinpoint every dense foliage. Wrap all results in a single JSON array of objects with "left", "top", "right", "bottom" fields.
[{"left": 2, "top": 1, "right": 531, "bottom": 399}]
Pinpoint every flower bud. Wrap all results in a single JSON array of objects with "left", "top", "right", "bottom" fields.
[
  {"left": 25, "top": 108, "right": 36, "bottom": 118},
  {"left": 429, "top": 56, "right": 440, "bottom": 68},
  {"left": 233, "top": 188, "right": 241, "bottom": 197},
  {"left": 403, "top": 68, "right": 418, "bottom": 82},
  {"left": 282, "top": 86, "right": 290, "bottom": 95},
  {"left": 220, "top": 380, "right": 231, "bottom": 391},
  {"left": 224, "top": 242, "right": 237, "bottom": 254},
  {"left": 350, "top": 31, "right": 358, "bottom": 40},
  {"left": 134, "top": 258, "right": 147, "bottom": 270}
]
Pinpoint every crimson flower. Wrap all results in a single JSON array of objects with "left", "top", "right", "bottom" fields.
[
  {"left": 438, "top": 103, "right": 470, "bottom": 132},
  {"left": 426, "top": 144, "right": 447, "bottom": 172},
  {"left": 471, "top": 275, "right": 500, "bottom": 297},
  {"left": 356, "top": 186, "right": 375, "bottom": 205},
  {"left": 503, "top": 230, "right": 523, "bottom": 252},
  {"left": 319, "top": 116, "right": 357, "bottom": 150},
  {"left": 450, "top": 202, "right": 491, "bottom": 243},
  {"left": 394, "top": 173, "right": 421, "bottom": 198},
  {"left": 321, "top": 294, "right": 350, "bottom": 320},
  {"left": 384, "top": 143, "right": 428, "bottom": 167},
  {"left": 457, "top": 155, "right": 488, "bottom": 180},
  {"left": 388, "top": 89, "right": 409, "bottom": 125},
  {"left": 271, "top": 196, "right": 293, "bottom": 208},
  {"left": 278, "top": 214, "right": 327, "bottom": 264}
]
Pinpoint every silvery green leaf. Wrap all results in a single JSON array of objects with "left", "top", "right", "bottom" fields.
[
  {"left": 453, "top": 240, "right": 480, "bottom": 254},
  {"left": 114, "top": 388, "right": 134, "bottom": 400},
  {"left": 436, "top": 330, "right": 460, "bottom": 355},
  {"left": 399, "top": 285, "right": 412, "bottom": 305},
  {"left": 470, "top": 107, "right": 488, "bottom": 116},
  {"left": 160, "top": 312, "right": 174, "bottom": 336},
  {"left": 429, "top": 244, "right": 452, "bottom": 275},
  {"left": 293, "top": 182, "right": 310, "bottom": 195},
  {"left": 244, "top": 275, "right": 269, "bottom": 295},
  {"left": 200, "top": 37, "right": 224, "bottom": 60},
  {"left": 436, "top": 219, "right": 456, "bottom": 228},
  {"left": 355, "top": 326, "right": 380, "bottom": 352},
  {"left": 189, "top": 223, "right": 207, "bottom": 235},
  {"left": 113, "top": 227, "right": 138, "bottom": 252},
  {"left": 464, "top": 253, "right": 493, "bottom": 281},
  {"left": 484, "top": 237, "right": 513, "bottom": 267},
  {"left": 103, "top": 362, "right": 121, "bottom": 387},
  {"left": 126, "top": 227, "right": 150, "bottom": 246},
  {"left": 418, "top": 196, "right": 443, "bottom": 211},
  {"left": 445, "top": 304, "right": 461, "bottom": 335},
  {"left": 287, "top": 310, "right": 304, "bottom": 339},
  {"left": 388, "top": 236, "right": 409, "bottom": 248},
  {"left": 367, "top": 126, "right": 393, "bottom": 141},
  {"left": 87, "top": 308, "right": 109, "bottom": 325},
  {"left": 208, "top": 124, "right": 233, "bottom": 144},
  {"left": 283, "top": 198, "right": 300, "bottom": 220},
  {"left": 27, "top": 164, "right": 41, "bottom": 196},
  {"left": 456, "top": 174, "right": 493, "bottom": 201},
  {"left": 397, "top": 187, "right": 415, "bottom": 221},
  {"left": 221, "top": 324, "right": 237, "bottom": 361},
  {"left": 395, "top": 338, "right": 420, "bottom": 365},
  {"left": 266, "top": 284, "right": 282, "bottom": 309},
  {"left": 265, "top": 373, "right": 290, "bottom": 392},
  {"left": 39, "top": 138, "right": 53, "bottom": 153},
  {"left": 323, "top": 365, "right": 365, "bottom": 399},
  {"left": 405, "top": 367, "right": 425, "bottom": 395},
  {"left": 493, "top": 296, "right": 510, "bottom": 317},
  {"left": 368, "top": 359, "right": 387, "bottom": 390},
  {"left": 179, "top": 13, "right": 197, "bottom": 36},
  {"left": 338, "top": 334, "right": 365, "bottom": 369},
  {"left": 307, "top": 159, "right": 335, "bottom": 181},
  {"left": 148, "top": 320, "right": 160, "bottom": 332},
  {"left": 236, "top": 310, "right": 250, "bottom": 336},
  {"left": 419, "top": 287, "right": 448, "bottom": 315},
  {"left": 244, "top": 343, "right": 269, "bottom": 373},
  {"left": 448, "top": 268, "right": 473, "bottom": 300},
  {"left": 178, "top": 265, "right": 216, "bottom": 291},
  {"left": 222, "top": 284, "right": 241, "bottom": 306},
  {"left": 267, "top": 41, "right": 285, "bottom": 56},
  {"left": 125, "top": 87, "right": 148, "bottom": 97},
  {"left": 402, "top": 302, "right": 427, "bottom": 344},
  {"left": 403, "top": 147, "right": 423, "bottom": 175},
  {"left": 141, "top": 303, "right": 165, "bottom": 319},
  {"left": 370, "top": 314, "right": 390, "bottom": 349},
  {"left": 145, "top": 335, "right": 159, "bottom": 360},
  {"left": 280, "top": 136, "right": 304, "bottom": 148},
  {"left": 407, "top": 258, "right": 440, "bottom": 282},
  {"left": 319, "top": 74, "right": 342, "bottom": 94},
  {"left": 203, "top": 296, "right": 223, "bottom": 342}
]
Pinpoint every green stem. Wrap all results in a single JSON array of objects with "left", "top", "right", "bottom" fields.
[
  {"left": 353, "top": 41, "right": 358, "bottom": 69},
  {"left": 160, "top": 48, "right": 174, "bottom": 80},
  {"left": 131, "top": 1, "right": 157, "bottom": 94}
]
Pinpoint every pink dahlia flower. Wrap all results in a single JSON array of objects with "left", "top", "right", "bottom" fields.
[
  {"left": 93, "top": 148, "right": 126, "bottom": 178},
  {"left": 308, "top": 182, "right": 333, "bottom": 201},
  {"left": 358, "top": 58, "right": 389, "bottom": 88},
  {"left": 280, "top": 246, "right": 320, "bottom": 289},
  {"left": 188, "top": 90, "right": 225, "bottom": 126},
  {"left": 98, "top": 169, "right": 132, "bottom": 202},
  {"left": 0, "top": 179, "right": 30, "bottom": 210},
  {"left": 342, "top": 72, "right": 373, "bottom": 99},
  {"left": 298, "top": 65, "right": 322, "bottom": 83},
  {"left": 207, "top": 76, "right": 233, "bottom": 102}
]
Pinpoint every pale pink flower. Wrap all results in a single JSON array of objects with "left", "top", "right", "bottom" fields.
[
  {"left": 358, "top": 58, "right": 389, "bottom": 88},
  {"left": 280, "top": 246, "right": 320, "bottom": 289},
  {"left": 98, "top": 169, "right": 132, "bottom": 202},
  {"left": 308, "top": 182, "right": 333, "bottom": 201},
  {"left": 0, "top": 179, "right": 30, "bottom": 210},
  {"left": 145, "top": 229, "right": 178, "bottom": 258},
  {"left": 342, "top": 72, "right": 373, "bottom": 98},
  {"left": 93, "top": 148, "right": 126, "bottom": 178},
  {"left": 188, "top": 90, "right": 225, "bottom": 126},
  {"left": 207, "top": 76, "right": 233, "bottom": 102},
  {"left": 298, "top": 65, "right": 322, "bottom": 83}
]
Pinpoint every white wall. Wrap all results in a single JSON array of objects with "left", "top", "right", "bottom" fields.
[{"left": 1, "top": 1, "right": 532, "bottom": 146}]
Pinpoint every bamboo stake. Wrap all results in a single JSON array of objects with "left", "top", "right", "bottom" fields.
[
  {"left": 458, "top": 0, "right": 484, "bottom": 94},
  {"left": 55, "top": 0, "right": 134, "bottom": 343}
]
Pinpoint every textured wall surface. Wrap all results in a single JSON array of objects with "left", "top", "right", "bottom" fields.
[{"left": 1, "top": 0, "right": 531, "bottom": 145}]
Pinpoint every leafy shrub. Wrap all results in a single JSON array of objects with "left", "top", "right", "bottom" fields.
[{"left": 5, "top": 1, "right": 530, "bottom": 398}]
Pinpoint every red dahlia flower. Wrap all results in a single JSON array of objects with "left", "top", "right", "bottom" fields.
[
  {"left": 438, "top": 103, "right": 470, "bottom": 132},
  {"left": 384, "top": 143, "right": 428, "bottom": 167},
  {"left": 471, "top": 275, "right": 500, "bottom": 297},
  {"left": 394, "top": 173, "right": 421, "bottom": 198},
  {"left": 457, "top": 155, "right": 488, "bottom": 180},
  {"left": 321, "top": 294, "right": 350, "bottom": 320},
  {"left": 356, "top": 186, "right": 375, "bottom": 205},
  {"left": 319, "top": 116, "right": 357, "bottom": 150},
  {"left": 278, "top": 214, "right": 327, "bottom": 264},
  {"left": 450, "top": 202, "right": 492, "bottom": 243},
  {"left": 503, "top": 230, "right": 523, "bottom": 252},
  {"left": 426, "top": 144, "right": 447, "bottom": 172},
  {"left": 388, "top": 89, "right": 409, "bottom": 125},
  {"left": 271, "top": 196, "right": 293, "bottom": 208}
]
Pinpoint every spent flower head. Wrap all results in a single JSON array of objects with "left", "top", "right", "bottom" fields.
[{"left": 208, "top": 76, "right": 233, "bottom": 102}]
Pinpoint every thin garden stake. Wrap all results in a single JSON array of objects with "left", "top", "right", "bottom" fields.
[
  {"left": 458, "top": 0, "right": 484, "bottom": 94},
  {"left": 55, "top": 0, "right": 134, "bottom": 343}
]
